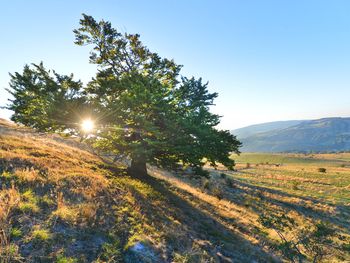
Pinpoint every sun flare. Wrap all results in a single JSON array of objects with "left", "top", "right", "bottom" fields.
[{"left": 81, "top": 119, "right": 94, "bottom": 133}]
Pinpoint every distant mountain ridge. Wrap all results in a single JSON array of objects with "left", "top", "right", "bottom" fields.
[
  {"left": 232, "top": 120, "right": 306, "bottom": 139},
  {"left": 232, "top": 117, "right": 350, "bottom": 152}
]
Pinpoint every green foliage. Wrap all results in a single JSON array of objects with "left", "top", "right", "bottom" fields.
[
  {"left": 192, "top": 166, "right": 210, "bottom": 178},
  {"left": 98, "top": 241, "right": 123, "bottom": 262},
  {"left": 18, "top": 202, "right": 40, "bottom": 214},
  {"left": 6, "top": 14, "right": 241, "bottom": 176},
  {"left": 31, "top": 228, "right": 52, "bottom": 243},
  {"left": 10, "top": 228, "right": 22, "bottom": 239},
  {"left": 342, "top": 243, "right": 350, "bottom": 252},
  {"left": 1, "top": 171, "right": 13, "bottom": 180},
  {"left": 22, "top": 189, "right": 37, "bottom": 203},
  {"left": 18, "top": 189, "right": 40, "bottom": 214},
  {"left": 5, "top": 62, "right": 85, "bottom": 132},
  {"left": 56, "top": 255, "right": 78, "bottom": 263},
  {"left": 233, "top": 153, "right": 327, "bottom": 165},
  {"left": 73, "top": 14, "right": 241, "bottom": 175}
]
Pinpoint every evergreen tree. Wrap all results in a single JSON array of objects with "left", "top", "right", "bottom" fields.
[
  {"left": 74, "top": 14, "right": 241, "bottom": 176},
  {"left": 6, "top": 62, "right": 85, "bottom": 132},
  {"left": 6, "top": 14, "right": 241, "bottom": 177}
]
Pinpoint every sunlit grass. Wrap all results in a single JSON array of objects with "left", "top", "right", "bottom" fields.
[{"left": 1, "top": 119, "right": 349, "bottom": 262}]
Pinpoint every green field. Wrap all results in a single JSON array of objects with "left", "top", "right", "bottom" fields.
[
  {"left": 157, "top": 152, "right": 350, "bottom": 262},
  {"left": 232, "top": 152, "right": 350, "bottom": 166},
  {"left": 205, "top": 152, "right": 350, "bottom": 262},
  {"left": 231, "top": 153, "right": 350, "bottom": 204}
]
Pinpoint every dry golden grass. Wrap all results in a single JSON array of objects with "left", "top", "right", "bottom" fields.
[
  {"left": 1, "top": 119, "right": 349, "bottom": 262},
  {"left": 0, "top": 120, "right": 125, "bottom": 262},
  {"left": 150, "top": 154, "right": 350, "bottom": 262},
  {"left": 0, "top": 185, "right": 21, "bottom": 262}
]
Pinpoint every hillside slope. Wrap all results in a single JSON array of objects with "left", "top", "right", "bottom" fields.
[
  {"left": 0, "top": 119, "right": 278, "bottom": 262},
  {"left": 232, "top": 120, "right": 305, "bottom": 139},
  {"left": 1, "top": 119, "right": 350, "bottom": 262},
  {"left": 236, "top": 117, "right": 350, "bottom": 152}
]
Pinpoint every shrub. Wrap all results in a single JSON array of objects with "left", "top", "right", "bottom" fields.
[
  {"left": 193, "top": 167, "right": 210, "bottom": 178},
  {"left": 31, "top": 228, "right": 52, "bottom": 244},
  {"left": 342, "top": 243, "right": 350, "bottom": 252},
  {"left": 225, "top": 178, "right": 235, "bottom": 188},
  {"left": 212, "top": 187, "right": 224, "bottom": 200},
  {"left": 1, "top": 171, "right": 14, "bottom": 180},
  {"left": 22, "top": 190, "right": 36, "bottom": 200},
  {"left": 10, "top": 228, "right": 22, "bottom": 239},
  {"left": 318, "top": 168, "right": 327, "bottom": 173},
  {"left": 292, "top": 181, "right": 300, "bottom": 190},
  {"left": 220, "top": 173, "right": 227, "bottom": 179}
]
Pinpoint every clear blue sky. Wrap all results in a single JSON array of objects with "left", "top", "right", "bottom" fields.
[{"left": 1, "top": 0, "right": 350, "bottom": 129}]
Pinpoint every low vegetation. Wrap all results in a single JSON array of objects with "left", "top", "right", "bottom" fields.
[
  {"left": 1, "top": 120, "right": 349, "bottom": 262},
  {"left": 0, "top": 120, "right": 265, "bottom": 262}
]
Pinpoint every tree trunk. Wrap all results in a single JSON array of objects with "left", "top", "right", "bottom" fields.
[{"left": 128, "top": 158, "right": 148, "bottom": 178}]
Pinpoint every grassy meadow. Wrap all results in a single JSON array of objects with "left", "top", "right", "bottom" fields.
[
  {"left": 1, "top": 119, "right": 349, "bottom": 262},
  {"left": 232, "top": 152, "right": 350, "bottom": 204},
  {"left": 151, "top": 152, "right": 350, "bottom": 262},
  {"left": 0, "top": 120, "right": 276, "bottom": 262}
]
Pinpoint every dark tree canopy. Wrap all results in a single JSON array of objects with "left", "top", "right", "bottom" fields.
[{"left": 6, "top": 14, "right": 241, "bottom": 177}]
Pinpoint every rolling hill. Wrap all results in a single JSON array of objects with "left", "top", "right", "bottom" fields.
[
  {"left": 233, "top": 117, "right": 350, "bottom": 152},
  {"left": 0, "top": 119, "right": 276, "bottom": 262},
  {"left": 1, "top": 119, "right": 349, "bottom": 262}
]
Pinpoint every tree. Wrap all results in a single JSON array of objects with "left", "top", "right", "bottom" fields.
[
  {"left": 6, "top": 14, "right": 241, "bottom": 177},
  {"left": 5, "top": 63, "right": 86, "bottom": 133},
  {"left": 73, "top": 14, "right": 241, "bottom": 177}
]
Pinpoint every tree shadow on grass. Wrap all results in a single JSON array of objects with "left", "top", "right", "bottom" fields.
[
  {"left": 127, "top": 173, "right": 280, "bottom": 263},
  {"left": 225, "top": 176, "right": 349, "bottom": 233},
  {"left": 166, "top": 167, "right": 349, "bottom": 235}
]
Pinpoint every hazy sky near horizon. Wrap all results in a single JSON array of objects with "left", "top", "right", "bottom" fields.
[{"left": 1, "top": 0, "right": 350, "bottom": 130}]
